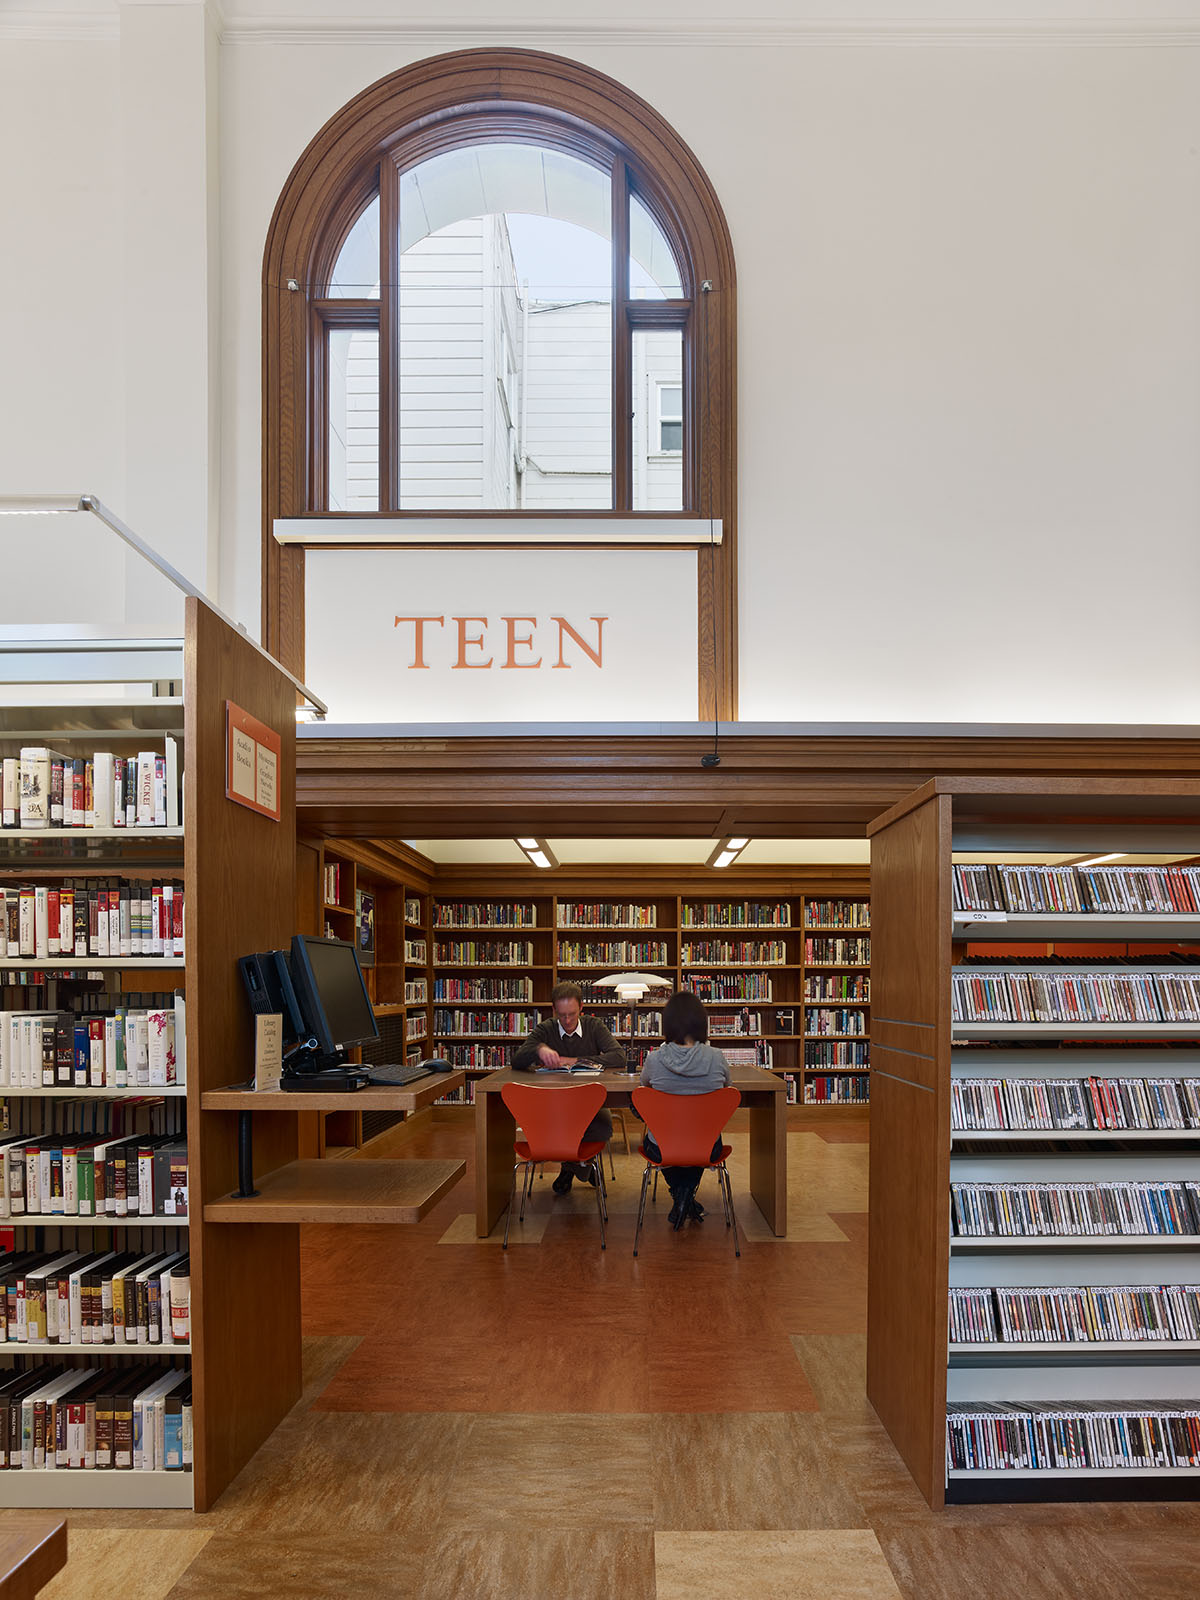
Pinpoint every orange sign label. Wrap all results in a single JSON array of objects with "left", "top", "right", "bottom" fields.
[{"left": 225, "top": 701, "right": 282, "bottom": 821}]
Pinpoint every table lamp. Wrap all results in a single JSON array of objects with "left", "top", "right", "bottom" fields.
[{"left": 593, "top": 971, "right": 674, "bottom": 1072}]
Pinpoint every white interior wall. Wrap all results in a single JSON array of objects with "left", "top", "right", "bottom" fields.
[
  {"left": 4, "top": 6, "right": 1200, "bottom": 721},
  {"left": 0, "top": 38, "right": 126, "bottom": 622}
]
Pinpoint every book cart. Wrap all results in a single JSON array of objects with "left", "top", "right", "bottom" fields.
[
  {"left": 418, "top": 870, "right": 870, "bottom": 1117},
  {"left": 866, "top": 777, "right": 1200, "bottom": 1508}
]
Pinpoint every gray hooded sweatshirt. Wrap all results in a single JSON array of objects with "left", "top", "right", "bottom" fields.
[{"left": 640, "top": 1040, "right": 731, "bottom": 1096}]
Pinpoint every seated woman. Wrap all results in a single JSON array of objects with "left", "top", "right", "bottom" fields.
[{"left": 640, "top": 990, "right": 732, "bottom": 1228}]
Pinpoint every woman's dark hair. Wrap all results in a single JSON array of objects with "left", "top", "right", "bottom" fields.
[{"left": 662, "top": 990, "right": 708, "bottom": 1045}]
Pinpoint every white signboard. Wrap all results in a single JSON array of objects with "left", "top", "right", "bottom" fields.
[{"left": 303, "top": 548, "right": 699, "bottom": 723}]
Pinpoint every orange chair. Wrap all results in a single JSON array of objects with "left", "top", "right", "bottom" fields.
[
  {"left": 631, "top": 1086, "right": 741, "bottom": 1258},
  {"left": 500, "top": 1082, "right": 609, "bottom": 1249}
]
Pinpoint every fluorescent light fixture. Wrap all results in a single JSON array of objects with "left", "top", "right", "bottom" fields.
[
  {"left": 515, "top": 837, "right": 559, "bottom": 870},
  {"left": 1075, "top": 853, "right": 1125, "bottom": 868},
  {"left": 706, "top": 834, "right": 752, "bottom": 869},
  {"left": 0, "top": 492, "right": 327, "bottom": 716}
]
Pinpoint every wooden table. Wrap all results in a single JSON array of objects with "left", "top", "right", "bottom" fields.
[
  {"left": 475, "top": 1066, "right": 788, "bottom": 1238},
  {"left": 0, "top": 1516, "right": 66, "bottom": 1600}
]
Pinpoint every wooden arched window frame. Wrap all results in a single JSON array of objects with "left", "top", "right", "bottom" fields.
[{"left": 263, "top": 49, "right": 737, "bottom": 717}]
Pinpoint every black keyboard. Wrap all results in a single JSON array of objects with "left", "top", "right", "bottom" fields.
[{"left": 364, "top": 1063, "right": 431, "bottom": 1087}]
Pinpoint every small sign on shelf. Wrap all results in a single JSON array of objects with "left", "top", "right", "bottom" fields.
[{"left": 226, "top": 701, "right": 282, "bottom": 821}]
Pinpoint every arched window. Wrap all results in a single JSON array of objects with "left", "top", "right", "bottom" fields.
[{"left": 265, "top": 50, "right": 736, "bottom": 714}]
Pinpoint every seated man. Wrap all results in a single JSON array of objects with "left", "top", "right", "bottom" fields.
[{"left": 512, "top": 981, "right": 624, "bottom": 1193}]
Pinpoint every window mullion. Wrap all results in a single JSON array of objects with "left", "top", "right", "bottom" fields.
[
  {"left": 379, "top": 165, "right": 399, "bottom": 510},
  {"left": 611, "top": 160, "right": 631, "bottom": 512}
]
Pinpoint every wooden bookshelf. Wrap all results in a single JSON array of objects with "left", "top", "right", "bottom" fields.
[
  {"left": 866, "top": 777, "right": 1200, "bottom": 1509},
  {"left": 0, "top": 601, "right": 301, "bottom": 1513},
  {"left": 416, "top": 885, "right": 870, "bottom": 1112}
]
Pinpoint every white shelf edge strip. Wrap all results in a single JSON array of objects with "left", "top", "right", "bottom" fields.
[{"left": 275, "top": 516, "right": 722, "bottom": 546}]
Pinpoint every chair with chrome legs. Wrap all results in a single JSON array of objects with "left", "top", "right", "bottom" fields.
[
  {"left": 500, "top": 1082, "right": 609, "bottom": 1249},
  {"left": 631, "top": 1086, "right": 741, "bottom": 1258}
]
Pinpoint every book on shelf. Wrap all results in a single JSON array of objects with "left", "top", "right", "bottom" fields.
[
  {"left": 953, "top": 861, "right": 1200, "bottom": 916},
  {"left": 804, "top": 936, "right": 870, "bottom": 965},
  {"left": 555, "top": 903, "right": 657, "bottom": 928},
  {"left": 805, "top": 1041, "right": 869, "bottom": 1067},
  {"left": 707, "top": 1009, "right": 762, "bottom": 1036},
  {"left": 433, "top": 901, "right": 537, "bottom": 928},
  {"left": 405, "top": 938, "right": 427, "bottom": 964},
  {"left": 433, "top": 939, "right": 527, "bottom": 966},
  {"left": 558, "top": 939, "right": 669, "bottom": 967},
  {"left": 804, "top": 1008, "right": 868, "bottom": 1037},
  {"left": 804, "top": 899, "right": 870, "bottom": 928},
  {"left": 951, "top": 966, "right": 1200, "bottom": 1025},
  {"left": 322, "top": 862, "right": 342, "bottom": 905},
  {"left": 681, "top": 901, "right": 792, "bottom": 928},
  {"left": 436, "top": 1079, "right": 477, "bottom": 1105},
  {"left": 689, "top": 973, "right": 773, "bottom": 1002},
  {"left": 681, "top": 939, "right": 786, "bottom": 966},
  {"left": 432, "top": 1008, "right": 537, "bottom": 1037},
  {"left": 5, "top": 744, "right": 180, "bottom": 832},
  {"left": 805, "top": 975, "right": 870, "bottom": 1001},
  {"left": 946, "top": 1402, "right": 1200, "bottom": 1472},
  {"left": 404, "top": 978, "right": 429, "bottom": 1004},
  {"left": 0, "top": 1133, "right": 187, "bottom": 1220},
  {"left": 1, "top": 880, "right": 184, "bottom": 962},
  {"left": 721, "top": 1042, "right": 773, "bottom": 1068},
  {"left": 805, "top": 1073, "right": 870, "bottom": 1105},
  {"left": 950, "top": 1179, "right": 1200, "bottom": 1239},
  {"left": 404, "top": 896, "right": 422, "bottom": 926},
  {"left": 405, "top": 1015, "right": 427, "bottom": 1041},
  {"left": 951, "top": 1076, "right": 1200, "bottom": 1132},
  {"left": 949, "top": 1282, "right": 1200, "bottom": 1345},
  {"left": 0, "top": 1248, "right": 190, "bottom": 1347},
  {"left": 432, "top": 976, "right": 531, "bottom": 1003},
  {"left": 441, "top": 1043, "right": 511, "bottom": 1068},
  {"left": 0, "top": 994, "right": 185, "bottom": 1090},
  {"left": 0, "top": 1360, "right": 193, "bottom": 1472}
]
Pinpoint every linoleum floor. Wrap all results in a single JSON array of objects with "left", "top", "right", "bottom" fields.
[{"left": 24, "top": 1115, "right": 1200, "bottom": 1598}]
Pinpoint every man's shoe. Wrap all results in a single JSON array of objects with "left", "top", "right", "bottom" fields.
[
  {"left": 667, "top": 1200, "right": 682, "bottom": 1227},
  {"left": 574, "top": 1163, "right": 599, "bottom": 1187},
  {"left": 551, "top": 1167, "right": 573, "bottom": 1195},
  {"left": 687, "top": 1196, "right": 706, "bottom": 1223},
  {"left": 670, "top": 1187, "right": 693, "bottom": 1230}
]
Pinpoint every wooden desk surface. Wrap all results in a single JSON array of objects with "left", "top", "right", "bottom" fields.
[
  {"left": 205, "top": 1157, "right": 465, "bottom": 1224},
  {"left": 0, "top": 1516, "right": 66, "bottom": 1600},
  {"left": 201, "top": 1071, "right": 466, "bottom": 1114},
  {"left": 476, "top": 1065, "right": 786, "bottom": 1097}
]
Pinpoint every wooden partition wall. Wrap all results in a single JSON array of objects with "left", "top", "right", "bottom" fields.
[
  {"left": 186, "top": 598, "right": 301, "bottom": 1511},
  {"left": 866, "top": 790, "right": 952, "bottom": 1507}
]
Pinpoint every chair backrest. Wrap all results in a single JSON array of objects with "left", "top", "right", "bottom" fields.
[
  {"left": 632, "top": 1086, "right": 741, "bottom": 1166},
  {"left": 501, "top": 1082, "right": 609, "bottom": 1162}
]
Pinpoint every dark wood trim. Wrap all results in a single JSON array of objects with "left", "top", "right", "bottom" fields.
[
  {"left": 295, "top": 731, "right": 1200, "bottom": 839},
  {"left": 262, "top": 47, "right": 737, "bottom": 716},
  {"left": 612, "top": 158, "right": 631, "bottom": 512}
]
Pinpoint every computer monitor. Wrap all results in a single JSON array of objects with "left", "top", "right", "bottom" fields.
[{"left": 288, "top": 935, "right": 379, "bottom": 1069}]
